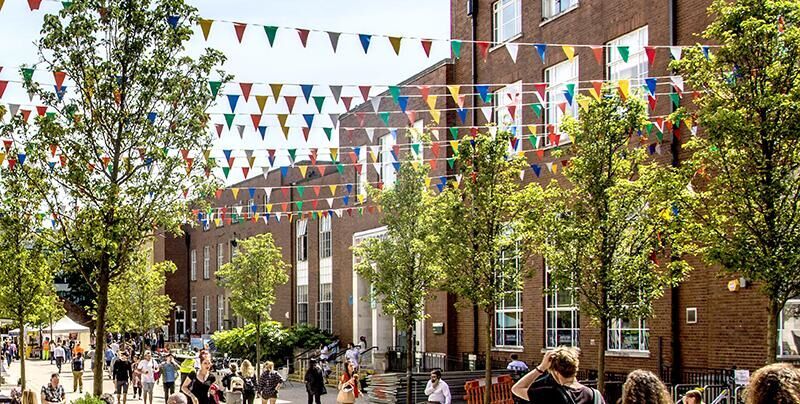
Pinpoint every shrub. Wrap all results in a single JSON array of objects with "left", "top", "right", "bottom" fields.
[{"left": 211, "top": 322, "right": 335, "bottom": 366}]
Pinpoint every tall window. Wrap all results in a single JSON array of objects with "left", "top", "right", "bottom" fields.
[
  {"left": 203, "top": 296, "right": 210, "bottom": 333},
  {"left": 379, "top": 134, "right": 396, "bottom": 186},
  {"left": 545, "top": 58, "right": 579, "bottom": 144},
  {"left": 492, "top": 0, "right": 521, "bottom": 43},
  {"left": 190, "top": 249, "right": 197, "bottom": 281},
  {"left": 319, "top": 283, "right": 333, "bottom": 333},
  {"left": 297, "top": 219, "right": 308, "bottom": 262},
  {"left": 495, "top": 81, "right": 523, "bottom": 136},
  {"left": 543, "top": 0, "right": 578, "bottom": 20},
  {"left": 203, "top": 246, "right": 210, "bottom": 279},
  {"left": 495, "top": 246, "right": 523, "bottom": 348},
  {"left": 607, "top": 26, "right": 649, "bottom": 88},
  {"left": 297, "top": 285, "right": 309, "bottom": 324},
  {"left": 544, "top": 267, "right": 580, "bottom": 348},
  {"left": 230, "top": 240, "right": 239, "bottom": 260},
  {"left": 779, "top": 298, "right": 800, "bottom": 357},
  {"left": 190, "top": 297, "right": 197, "bottom": 333},
  {"left": 217, "top": 295, "right": 225, "bottom": 331},
  {"left": 608, "top": 318, "right": 649, "bottom": 352},
  {"left": 320, "top": 216, "right": 332, "bottom": 259},
  {"left": 217, "top": 243, "right": 224, "bottom": 269}
]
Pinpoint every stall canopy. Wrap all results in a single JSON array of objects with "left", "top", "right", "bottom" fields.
[{"left": 9, "top": 316, "right": 90, "bottom": 335}]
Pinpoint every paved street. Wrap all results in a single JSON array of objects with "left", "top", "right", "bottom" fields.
[{"left": 0, "top": 359, "right": 337, "bottom": 404}]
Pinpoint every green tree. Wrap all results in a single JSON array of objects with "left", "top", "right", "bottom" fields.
[
  {"left": 429, "top": 130, "right": 528, "bottom": 404},
  {"left": 0, "top": 136, "right": 63, "bottom": 392},
  {"left": 353, "top": 159, "right": 442, "bottom": 404},
  {"left": 217, "top": 233, "right": 289, "bottom": 378},
  {"left": 520, "top": 89, "right": 691, "bottom": 392},
  {"left": 106, "top": 249, "right": 176, "bottom": 353},
  {"left": 21, "top": 0, "right": 227, "bottom": 393},
  {"left": 672, "top": 0, "right": 800, "bottom": 362}
]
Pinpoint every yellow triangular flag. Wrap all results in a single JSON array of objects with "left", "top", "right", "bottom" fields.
[
  {"left": 248, "top": 156, "right": 255, "bottom": 168},
  {"left": 552, "top": 164, "right": 559, "bottom": 174},
  {"left": 0, "top": 153, "right": 5, "bottom": 165},
  {"left": 579, "top": 98, "right": 591, "bottom": 112},
  {"left": 562, "top": 45, "right": 575, "bottom": 61},
  {"left": 618, "top": 79, "right": 630, "bottom": 100},
  {"left": 277, "top": 114, "right": 289, "bottom": 138},
  {"left": 527, "top": 125, "right": 537, "bottom": 135},
  {"left": 198, "top": 19, "right": 214, "bottom": 41},
  {"left": 447, "top": 85, "right": 460, "bottom": 104},
  {"left": 369, "top": 151, "right": 378, "bottom": 162},
  {"left": 426, "top": 94, "right": 438, "bottom": 110},
  {"left": 449, "top": 140, "right": 459, "bottom": 151},
  {"left": 270, "top": 84, "right": 283, "bottom": 99},
  {"left": 388, "top": 36, "right": 402, "bottom": 55},
  {"left": 589, "top": 88, "right": 601, "bottom": 101},
  {"left": 255, "top": 95, "right": 269, "bottom": 113},
  {"left": 411, "top": 161, "right": 419, "bottom": 169},
  {"left": 298, "top": 165, "right": 308, "bottom": 178},
  {"left": 231, "top": 188, "right": 240, "bottom": 199},
  {"left": 328, "top": 184, "right": 338, "bottom": 195},
  {"left": 683, "top": 117, "right": 693, "bottom": 129},
  {"left": 214, "top": 218, "right": 221, "bottom": 227},
  {"left": 425, "top": 177, "right": 432, "bottom": 188},
  {"left": 430, "top": 109, "right": 441, "bottom": 124},
  {"left": 329, "top": 147, "right": 339, "bottom": 161},
  {"left": 267, "top": 204, "right": 273, "bottom": 213}
]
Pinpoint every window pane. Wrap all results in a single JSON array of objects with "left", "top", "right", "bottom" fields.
[{"left": 781, "top": 300, "right": 800, "bottom": 356}]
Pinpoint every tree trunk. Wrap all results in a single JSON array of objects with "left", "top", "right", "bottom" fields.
[
  {"left": 598, "top": 319, "right": 607, "bottom": 395},
  {"left": 19, "top": 320, "right": 26, "bottom": 392},
  {"left": 766, "top": 298, "right": 780, "bottom": 364},
  {"left": 256, "top": 315, "right": 261, "bottom": 381},
  {"left": 93, "top": 272, "right": 110, "bottom": 396},
  {"left": 406, "top": 324, "right": 414, "bottom": 404},
  {"left": 483, "top": 306, "right": 493, "bottom": 404}
]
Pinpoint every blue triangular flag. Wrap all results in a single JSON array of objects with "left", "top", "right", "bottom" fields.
[
  {"left": 145, "top": 158, "right": 153, "bottom": 167},
  {"left": 303, "top": 114, "right": 314, "bottom": 128},
  {"left": 535, "top": 44, "right": 547, "bottom": 63},
  {"left": 398, "top": 96, "right": 409, "bottom": 113},
  {"left": 18, "top": 153, "right": 26, "bottom": 165},
  {"left": 440, "top": 176, "right": 447, "bottom": 185},
  {"left": 457, "top": 107, "right": 468, "bottom": 123},
  {"left": 645, "top": 78, "right": 657, "bottom": 97},
  {"left": 223, "top": 150, "right": 232, "bottom": 160},
  {"left": 702, "top": 46, "right": 710, "bottom": 59},
  {"left": 392, "top": 162, "right": 401, "bottom": 172},
  {"left": 300, "top": 84, "right": 313, "bottom": 102},
  {"left": 390, "top": 128, "right": 398, "bottom": 140},
  {"left": 47, "top": 161, "right": 56, "bottom": 170},
  {"left": 563, "top": 89, "right": 574, "bottom": 106},
  {"left": 258, "top": 126, "right": 267, "bottom": 140},
  {"left": 354, "top": 146, "right": 361, "bottom": 159},
  {"left": 343, "top": 195, "right": 350, "bottom": 205},
  {"left": 531, "top": 164, "right": 541, "bottom": 177},
  {"left": 268, "top": 155, "right": 276, "bottom": 167},
  {"left": 359, "top": 34, "right": 372, "bottom": 53},
  {"left": 251, "top": 204, "right": 257, "bottom": 214},
  {"left": 346, "top": 183, "right": 353, "bottom": 193},
  {"left": 227, "top": 94, "right": 239, "bottom": 112},
  {"left": 147, "top": 112, "right": 157, "bottom": 123},
  {"left": 248, "top": 188, "right": 256, "bottom": 198},
  {"left": 54, "top": 85, "right": 67, "bottom": 101},
  {"left": 436, "top": 183, "right": 444, "bottom": 192},
  {"left": 280, "top": 166, "right": 289, "bottom": 177},
  {"left": 476, "top": 85, "right": 490, "bottom": 103},
  {"left": 167, "top": 16, "right": 179, "bottom": 28}
]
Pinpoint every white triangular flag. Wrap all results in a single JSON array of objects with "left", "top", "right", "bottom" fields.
[
  {"left": 505, "top": 43, "right": 519, "bottom": 63},
  {"left": 489, "top": 126, "right": 498, "bottom": 136},
  {"left": 545, "top": 162, "right": 554, "bottom": 173},
  {"left": 370, "top": 96, "right": 381, "bottom": 113},
  {"left": 329, "top": 85, "right": 342, "bottom": 104},
  {"left": 264, "top": 187, "right": 271, "bottom": 202},
  {"left": 372, "top": 162, "right": 381, "bottom": 174},
  {"left": 335, "top": 209, "right": 343, "bottom": 218},
  {"left": 431, "top": 129, "right": 440, "bottom": 140},
  {"left": 329, "top": 114, "right": 340, "bottom": 128},
  {"left": 481, "top": 106, "right": 493, "bottom": 123},
  {"left": 670, "top": 46, "right": 682, "bottom": 61},
  {"left": 519, "top": 169, "right": 525, "bottom": 181},
  {"left": 670, "top": 76, "right": 684, "bottom": 93},
  {"left": 365, "top": 128, "right": 375, "bottom": 142},
  {"left": 237, "top": 125, "right": 245, "bottom": 138},
  {"left": 326, "top": 198, "right": 334, "bottom": 208},
  {"left": 9, "top": 104, "right": 19, "bottom": 116}
]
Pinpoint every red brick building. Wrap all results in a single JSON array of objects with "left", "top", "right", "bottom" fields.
[{"left": 155, "top": 0, "right": 800, "bottom": 388}]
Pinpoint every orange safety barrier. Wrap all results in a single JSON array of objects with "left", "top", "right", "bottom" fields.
[{"left": 464, "top": 374, "right": 515, "bottom": 404}]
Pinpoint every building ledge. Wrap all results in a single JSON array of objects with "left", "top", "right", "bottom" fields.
[
  {"left": 605, "top": 350, "right": 650, "bottom": 358},
  {"left": 539, "top": 4, "right": 580, "bottom": 28},
  {"left": 492, "top": 346, "right": 524, "bottom": 353}
]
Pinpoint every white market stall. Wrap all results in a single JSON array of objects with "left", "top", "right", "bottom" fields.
[{"left": 10, "top": 316, "right": 91, "bottom": 357}]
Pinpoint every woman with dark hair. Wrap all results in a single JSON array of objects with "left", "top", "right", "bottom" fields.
[
  {"left": 746, "top": 363, "right": 800, "bottom": 404},
  {"left": 337, "top": 361, "right": 359, "bottom": 404},
  {"left": 620, "top": 370, "right": 671, "bottom": 404}
]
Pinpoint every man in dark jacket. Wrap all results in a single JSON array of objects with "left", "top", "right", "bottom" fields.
[
  {"left": 304, "top": 359, "right": 326, "bottom": 404},
  {"left": 112, "top": 352, "right": 134, "bottom": 404}
]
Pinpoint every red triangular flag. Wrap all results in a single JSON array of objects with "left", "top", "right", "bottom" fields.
[
  {"left": 429, "top": 159, "right": 437, "bottom": 170},
  {"left": 358, "top": 86, "right": 371, "bottom": 102},
  {"left": 302, "top": 127, "right": 311, "bottom": 141},
  {"left": 53, "top": 71, "right": 66, "bottom": 91},
  {"left": 431, "top": 142, "right": 440, "bottom": 158},
  {"left": 420, "top": 39, "right": 433, "bottom": 57},
  {"left": 313, "top": 186, "right": 321, "bottom": 196},
  {"left": 0, "top": 81, "right": 7, "bottom": 98},
  {"left": 242, "top": 167, "right": 250, "bottom": 178},
  {"left": 285, "top": 96, "right": 297, "bottom": 113},
  {"left": 281, "top": 187, "right": 289, "bottom": 198},
  {"left": 648, "top": 95, "right": 657, "bottom": 111},
  {"left": 419, "top": 85, "right": 430, "bottom": 101},
  {"left": 557, "top": 102, "right": 567, "bottom": 114},
  {"left": 233, "top": 23, "right": 247, "bottom": 43},
  {"left": 27, "top": 0, "right": 41, "bottom": 10},
  {"left": 508, "top": 105, "right": 516, "bottom": 120},
  {"left": 297, "top": 29, "right": 310, "bottom": 47},
  {"left": 476, "top": 41, "right": 490, "bottom": 62},
  {"left": 592, "top": 81, "right": 603, "bottom": 98},
  {"left": 406, "top": 110, "right": 417, "bottom": 124},
  {"left": 250, "top": 114, "right": 261, "bottom": 130},
  {"left": 644, "top": 46, "right": 656, "bottom": 67},
  {"left": 534, "top": 83, "right": 547, "bottom": 101},
  {"left": 21, "top": 109, "right": 31, "bottom": 122},
  {"left": 535, "top": 149, "right": 544, "bottom": 160},
  {"left": 215, "top": 124, "right": 223, "bottom": 138},
  {"left": 239, "top": 82, "right": 252, "bottom": 101},
  {"left": 36, "top": 106, "right": 47, "bottom": 116},
  {"left": 591, "top": 46, "right": 603, "bottom": 65},
  {"left": 342, "top": 96, "right": 353, "bottom": 110},
  {"left": 318, "top": 165, "right": 326, "bottom": 176}
]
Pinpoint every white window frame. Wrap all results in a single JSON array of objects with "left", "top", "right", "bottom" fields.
[
  {"left": 320, "top": 216, "right": 332, "bottom": 259},
  {"left": 545, "top": 57, "right": 579, "bottom": 145},
  {"left": 297, "top": 285, "right": 309, "bottom": 324},
  {"left": 230, "top": 240, "right": 238, "bottom": 260},
  {"left": 190, "top": 297, "right": 197, "bottom": 333},
  {"left": 203, "top": 295, "right": 211, "bottom": 333},
  {"left": 495, "top": 245, "right": 523, "bottom": 349},
  {"left": 494, "top": 81, "right": 523, "bottom": 137},
  {"left": 190, "top": 249, "right": 197, "bottom": 281},
  {"left": 607, "top": 26, "right": 649, "bottom": 89},
  {"left": 492, "top": 0, "right": 522, "bottom": 44},
  {"left": 779, "top": 298, "right": 800, "bottom": 357},
  {"left": 297, "top": 219, "right": 308, "bottom": 262},
  {"left": 319, "top": 283, "right": 333, "bottom": 333},
  {"left": 217, "top": 295, "right": 225, "bottom": 331},
  {"left": 247, "top": 198, "right": 254, "bottom": 219},
  {"left": 355, "top": 149, "right": 368, "bottom": 201},
  {"left": 607, "top": 317, "right": 649, "bottom": 352},
  {"left": 544, "top": 266, "right": 580, "bottom": 348},
  {"left": 217, "top": 243, "right": 224, "bottom": 269},
  {"left": 203, "top": 245, "right": 210, "bottom": 279},
  {"left": 379, "top": 134, "right": 397, "bottom": 187},
  {"left": 543, "top": 0, "right": 578, "bottom": 20}
]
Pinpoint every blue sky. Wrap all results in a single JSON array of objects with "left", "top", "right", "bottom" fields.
[{"left": 0, "top": 0, "right": 451, "bottom": 184}]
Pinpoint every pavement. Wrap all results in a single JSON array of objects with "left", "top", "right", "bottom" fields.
[{"left": 0, "top": 359, "right": 339, "bottom": 404}]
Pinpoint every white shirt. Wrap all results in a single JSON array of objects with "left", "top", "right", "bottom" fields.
[
  {"left": 345, "top": 348, "right": 359, "bottom": 367},
  {"left": 425, "top": 379, "right": 451, "bottom": 404},
  {"left": 138, "top": 359, "right": 159, "bottom": 383},
  {"left": 111, "top": 343, "right": 120, "bottom": 353},
  {"left": 507, "top": 360, "right": 529, "bottom": 372},
  {"left": 53, "top": 346, "right": 65, "bottom": 359}
]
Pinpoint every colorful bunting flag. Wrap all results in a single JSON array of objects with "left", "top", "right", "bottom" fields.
[{"left": 199, "top": 19, "right": 214, "bottom": 40}]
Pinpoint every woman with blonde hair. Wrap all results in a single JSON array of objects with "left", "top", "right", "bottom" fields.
[
  {"left": 745, "top": 363, "right": 800, "bottom": 404},
  {"left": 620, "top": 369, "right": 671, "bottom": 404},
  {"left": 257, "top": 361, "right": 283, "bottom": 404},
  {"left": 239, "top": 360, "right": 257, "bottom": 404},
  {"left": 682, "top": 389, "right": 703, "bottom": 404}
]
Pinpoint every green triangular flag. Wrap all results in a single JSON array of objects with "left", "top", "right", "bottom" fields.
[
  {"left": 528, "top": 135, "right": 537, "bottom": 148},
  {"left": 336, "top": 163, "right": 345, "bottom": 175},
  {"left": 62, "top": 1, "right": 73, "bottom": 9},
  {"left": 323, "top": 127, "right": 333, "bottom": 141},
  {"left": 46, "top": 112, "right": 56, "bottom": 119},
  {"left": 451, "top": 40, "right": 462, "bottom": 59},
  {"left": 530, "top": 103, "right": 543, "bottom": 118},
  {"left": 162, "top": 147, "right": 169, "bottom": 156},
  {"left": 313, "top": 96, "right": 326, "bottom": 113},
  {"left": 21, "top": 68, "right": 34, "bottom": 82},
  {"left": 358, "top": 207, "right": 364, "bottom": 216},
  {"left": 617, "top": 46, "right": 630, "bottom": 63},
  {"left": 389, "top": 86, "right": 401, "bottom": 105},
  {"left": 411, "top": 143, "right": 420, "bottom": 156},
  {"left": 224, "top": 113, "right": 235, "bottom": 129},
  {"left": 297, "top": 185, "right": 305, "bottom": 197},
  {"left": 447, "top": 157, "right": 455, "bottom": 169},
  {"left": 288, "top": 149, "right": 297, "bottom": 161},
  {"left": 296, "top": 201, "right": 303, "bottom": 210},
  {"left": 222, "top": 167, "right": 230, "bottom": 178},
  {"left": 655, "top": 131, "right": 664, "bottom": 142},
  {"left": 646, "top": 123, "right": 655, "bottom": 134},
  {"left": 379, "top": 112, "right": 390, "bottom": 126},
  {"left": 670, "top": 93, "right": 680, "bottom": 108},
  {"left": 449, "top": 127, "right": 459, "bottom": 140},
  {"left": 264, "top": 26, "right": 278, "bottom": 47},
  {"left": 209, "top": 81, "right": 222, "bottom": 97}
]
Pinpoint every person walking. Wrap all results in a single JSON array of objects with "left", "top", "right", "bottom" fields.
[
  {"left": 181, "top": 355, "right": 216, "bottom": 404},
  {"left": 132, "top": 354, "right": 142, "bottom": 400},
  {"left": 620, "top": 369, "right": 671, "bottom": 404},
  {"left": 71, "top": 352, "right": 85, "bottom": 393},
  {"left": 41, "top": 373, "right": 66, "bottom": 404},
  {"left": 336, "top": 361, "right": 359, "bottom": 404},
  {"left": 113, "top": 352, "right": 134, "bottom": 404},
  {"left": 344, "top": 343, "right": 360, "bottom": 370},
  {"left": 43, "top": 337, "right": 51, "bottom": 362},
  {"left": 105, "top": 346, "right": 116, "bottom": 372},
  {"left": 511, "top": 347, "right": 604, "bottom": 404},
  {"left": 257, "top": 361, "right": 284, "bottom": 404},
  {"left": 160, "top": 354, "right": 179, "bottom": 404},
  {"left": 425, "top": 369, "right": 451, "bottom": 404},
  {"left": 239, "top": 360, "right": 257, "bottom": 404},
  {"left": 53, "top": 343, "right": 66, "bottom": 373},
  {"left": 304, "top": 359, "right": 326, "bottom": 404},
  {"left": 137, "top": 351, "right": 159, "bottom": 404}
]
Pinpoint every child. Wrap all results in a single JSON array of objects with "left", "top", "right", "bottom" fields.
[{"left": 132, "top": 354, "right": 142, "bottom": 400}]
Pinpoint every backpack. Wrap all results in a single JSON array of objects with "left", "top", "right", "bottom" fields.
[
  {"left": 242, "top": 376, "right": 256, "bottom": 392},
  {"left": 72, "top": 358, "right": 83, "bottom": 372}
]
